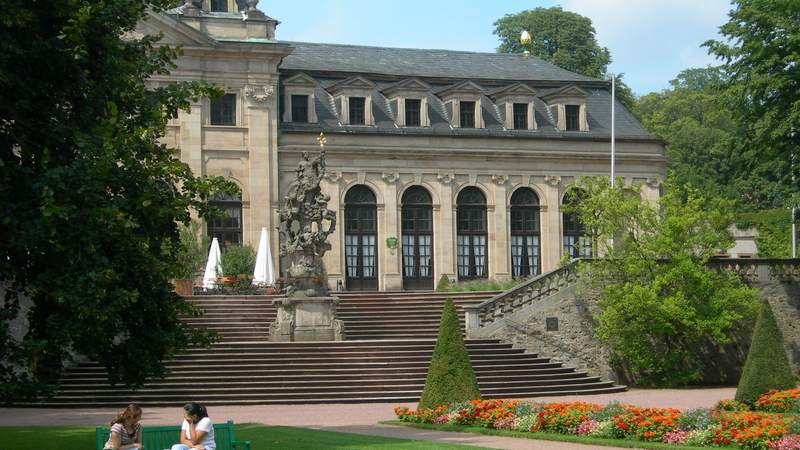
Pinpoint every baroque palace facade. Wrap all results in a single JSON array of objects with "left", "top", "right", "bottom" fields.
[{"left": 139, "top": 1, "right": 666, "bottom": 292}]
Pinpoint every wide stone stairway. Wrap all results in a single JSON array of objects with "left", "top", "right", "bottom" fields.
[{"left": 44, "top": 291, "right": 623, "bottom": 407}]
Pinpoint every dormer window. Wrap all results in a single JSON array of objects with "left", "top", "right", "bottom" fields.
[
  {"left": 349, "top": 97, "right": 366, "bottom": 125},
  {"left": 282, "top": 73, "right": 318, "bottom": 124},
  {"left": 327, "top": 76, "right": 376, "bottom": 126},
  {"left": 459, "top": 101, "right": 476, "bottom": 128},
  {"left": 540, "top": 84, "right": 590, "bottom": 132},
  {"left": 565, "top": 105, "right": 580, "bottom": 131},
  {"left": 488, "top": 83, "right": 537, "bottom": 131},
  {"left": 405, "top": 99, "right": 421, "bottom": 127},
  {"left": 513, "top": 103, "right": 528, "bottom": 130},
  {"left": 437, "top": 81, "right": 485, "bottom": 129},
  {"left": 210, "top": 0, "right": 227, "bottom": 12},
  {"left": 291, "top": 95, "right": 308, "bottom": 122},
  {"left": 382, "top": 78, "right": 431, "bottom": 128}
]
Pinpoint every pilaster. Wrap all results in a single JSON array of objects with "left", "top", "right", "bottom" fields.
[
  {"left": 381, "top": 173, "right": 402, "bottom": 290},
  {"left": 542, "top": 176, "right": 563, "bottom": 272}
]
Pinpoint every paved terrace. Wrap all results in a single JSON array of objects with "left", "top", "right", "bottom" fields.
[{"left": 1, "top": 388, "right": 734, "bottom": 450}]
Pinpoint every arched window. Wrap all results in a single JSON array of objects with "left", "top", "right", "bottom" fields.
[
  {"left": 208, "top": 191, "right": 242, "bottom": 247},
  {"left": 401, "top": 186, "right": 434, "bottom": 290},
  {"left": 344, "top": 185, "right": 378, "bottom": 291},
  {"left": 562, "top": 189, "right": 592, "bottom": 258},
  {"left": 510, "top": 188, "right": 541, "bottom": 277},
  {"left": 457, "top": 187, "right": 488, "bottom": 279}
]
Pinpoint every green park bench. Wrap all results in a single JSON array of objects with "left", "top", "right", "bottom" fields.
[{"left": 95, "top": 420, "right": 251, "bottom": 450}]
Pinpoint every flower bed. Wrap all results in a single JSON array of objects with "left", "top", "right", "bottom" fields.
[
  {"left": 395, "top": 399, "right": 800, "bottom": 449},
  {"left": 756, "top": 390, "right": 800, "bottom": 413}
]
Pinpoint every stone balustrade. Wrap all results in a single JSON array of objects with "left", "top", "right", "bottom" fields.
[
  {"left": 465, "top": 258, "right": 800, "bottom": 337},
  {"left": 464, "top": 259, "right": 581, "bottom": 335}
]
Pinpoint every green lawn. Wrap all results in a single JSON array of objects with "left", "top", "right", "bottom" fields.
[
  {"left": 0, "top": 424, "right": 488, "bottom": 450},
  {"left": 383, "top": 420, "right": 741, "bottom": 450}
]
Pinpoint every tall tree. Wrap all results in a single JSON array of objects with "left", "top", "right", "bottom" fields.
[
  {"left": 0, "top": 0, "right": 235, "bottom": 401},
  {"left": 494, "top": 7, "right": 611, "bottom": 78},
  {"left": 704, "top": 0, "right": 800, "bottom": 202}
]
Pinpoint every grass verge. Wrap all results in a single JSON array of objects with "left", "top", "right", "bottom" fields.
[
  {"left": 382, "top": 420, "right": 741, "bottom": 450},
  {"left": 1, "top": 423, "right": 487, "bottom": 450}
]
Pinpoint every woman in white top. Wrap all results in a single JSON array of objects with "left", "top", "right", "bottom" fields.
[{"left": 171, "top": 402, "right": 216, "bottom": 450}]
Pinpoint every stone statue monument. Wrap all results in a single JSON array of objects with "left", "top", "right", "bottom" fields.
[{"left": 270, "top": 133, "right": 344, "bottom": 341}]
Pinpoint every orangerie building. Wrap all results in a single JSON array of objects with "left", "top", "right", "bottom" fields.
[{"left": 139, "top": 1, "right": 666, "bottom": 292}]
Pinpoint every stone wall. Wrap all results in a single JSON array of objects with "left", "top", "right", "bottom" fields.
[{"left": 469, "top": 259, "right": 800, "bottom": 385}]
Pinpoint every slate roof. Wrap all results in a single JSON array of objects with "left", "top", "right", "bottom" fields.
[
  {"left": 279, "top": 41, "right": 598, "bottom": 83},
  {"left": 278, "top": 42, "right": 659, "bottom": 142}
]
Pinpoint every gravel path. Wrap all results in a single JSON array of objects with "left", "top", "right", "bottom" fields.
[{"left": 0, "top": 388, "right": 736, "bottom": 449}]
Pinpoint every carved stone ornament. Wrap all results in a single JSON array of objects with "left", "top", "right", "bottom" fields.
[
  {"left": 244, "top": 85, "right": 275, "bottom": 103},
  {"left": 491, "top": 174, "right": 509, "bottom": 186},
  {"left": 381, "top": 172, "right": 399, "bottom": 184},
  {"left": 437, "top": 173, "right": 454, "bottom": 185},
  {"left": 544, "top": 175, "right": 562, "bottom": 187},
  {"left": 646, "top": 178, "right": 661, "bottom": 189},
  {"left": 323, "top": 171, "right": 342, "bottom": 183}
]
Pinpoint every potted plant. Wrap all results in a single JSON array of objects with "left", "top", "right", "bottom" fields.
[
  {"left": 173, "top": 222, "right": 207, "bottom": 296},
  {"left": 220, "top": 244, "right": 256, "bottom": 290}
]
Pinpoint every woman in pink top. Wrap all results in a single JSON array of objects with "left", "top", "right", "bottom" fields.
[{"left": 103, "top": 403, "right": 143, "bottom": 450}]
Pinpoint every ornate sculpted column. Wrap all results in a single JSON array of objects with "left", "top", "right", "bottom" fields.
[{"left": 381, "top": 172, "right": 402, "bottom": 290}]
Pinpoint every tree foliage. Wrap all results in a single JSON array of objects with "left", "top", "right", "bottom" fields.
[
  {"left": 493, "top": 7, "right": 610, "bottom": 79},
  {"left": 418, "top": 299, "right": 481, "bottom": 409},
  {"left": 636, "top": 67, "right": 795, "bottom": 210},
  {"left": 569, "top": 177, "right": 759, "bottom": 386},
  {"left": 735, "top": 300, "right": 796, "bottom": 404},
  {"left": 704, "top": 0, "right": 800, "bottom": 203},
  {"left": 0, "top": 0, "right": 236, "bottom": 400}
]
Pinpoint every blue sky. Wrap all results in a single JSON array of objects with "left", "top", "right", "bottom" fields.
[{"left": 264, "top": 0, "right": 732, "bottom": 96}]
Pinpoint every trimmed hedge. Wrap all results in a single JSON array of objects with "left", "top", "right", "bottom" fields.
[
  {"left": 418, "top": 298, "right": 481, "bottom": 409},
  {"left": 735, "top": 300, "right": 796, "bottom": 404}
]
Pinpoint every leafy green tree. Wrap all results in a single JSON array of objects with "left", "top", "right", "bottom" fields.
[
  {"left": 636, "top": 67, "right": 795, "bottom": 210},
  {"left": 418, "top": 299, "right": 481, "bottom": 409},
  {"left": 705, "top": 0, "right": 800, "bottom": 201},
  {"left": 493, "top": 7, "right": 610, "bottom": 79},
  {"left": 0, "top": 0, "right": 236, "bottom": 400},
  {"left": 735, "top": 300, "right": 796, "bottom": 404},
  {"left": 569, "top": 177, "right": 759, "bottom": 386},
  {"left": 220, "top": 245, "right": 256, "bottom": 276}
]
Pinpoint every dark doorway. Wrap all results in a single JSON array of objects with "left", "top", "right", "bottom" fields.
[
  {"left": 344, "top": 185, "right": 378, "bottom": 291},
  {"left": 510, "top": 188, "right": 541, "bottom": 278},
  {"left": 401, "top": 186, "right": 434, "bottom": 290}
]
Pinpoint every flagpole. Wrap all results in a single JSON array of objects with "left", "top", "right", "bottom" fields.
[{"left": 611, "top": 74, "right": 616, "bottom": 188}]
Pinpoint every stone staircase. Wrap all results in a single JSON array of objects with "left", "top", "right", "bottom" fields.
[{"left": 41, "top": 290, "right": 624, "bottom": 407}]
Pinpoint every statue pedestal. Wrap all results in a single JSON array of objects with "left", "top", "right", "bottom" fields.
[{"left": 269, "top": 296, "right": 344, "bottom": 342}]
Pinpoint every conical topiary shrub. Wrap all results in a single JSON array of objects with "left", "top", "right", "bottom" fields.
[
  {"left": 418, "top": 298, "right": 481, "bottom": 409},
  {"left": 735, "top": 300, "right": 796, "bottom": 404},
  {"left": 436, "top": 274, "right": 450, "bottom": 292}
]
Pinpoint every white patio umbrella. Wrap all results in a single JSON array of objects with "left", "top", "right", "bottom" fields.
[
  {"left": 202, "top": 237, "right": 223, "bottom": 290},
  {"left": 252, "top": 227, "right": 275, "bottom": 286}
]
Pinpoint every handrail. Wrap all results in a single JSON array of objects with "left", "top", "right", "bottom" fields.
[
  {"left": 464, "top": 259, "right": 582, "bottom": 333},
  {"left": 464, "top": 257, "right": 800, "bottom": 335}
]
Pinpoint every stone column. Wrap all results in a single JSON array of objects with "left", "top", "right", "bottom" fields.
[
  {"left": 322, "top": 173, "right": 343, "bottom": 291},
  {"left": 491, "top": 175, "right": 510, "bottom": 281},
  {"left": 179, "top": 99, "right": 204, "bottom": 179},
  {"left": 179, "top": 99, "right": 203, "bottom": 222},
  {"left": 381, "top": 173, "right": 402, "bottom": 291},
  {"left": 436, "top": 174, "right": 456, "bottom": 281},
  {"left": 541, "top": 176, "right": 562, "bottom": 273},
  {"left": 244, "top": 84, "right": 274, "bottom": 248}
]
